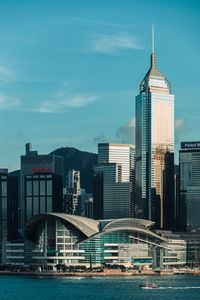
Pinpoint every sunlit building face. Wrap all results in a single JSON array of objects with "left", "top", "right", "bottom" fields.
[{"left": 135, "top": 54, "right": 174, "bottom": 229}]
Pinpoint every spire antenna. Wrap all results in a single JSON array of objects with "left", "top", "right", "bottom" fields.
[
  {"left": 152, "top": 24, "right": 154, "bottom": 54},
  {"left": 151, "top": 24, "right": 156, "bottom": 67}
]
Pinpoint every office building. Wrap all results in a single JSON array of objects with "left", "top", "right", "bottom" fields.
[
  {"left": 66, "top": 170, "right": 80, "bottom": 195},
  {"left": 63, "top": 170, "right": 81, "bottom": 215},
  {"left": 135, "top": 40, "right": 174, "bottom": 229},
  {"left": 93, "top": 143, "right": 135, "bottom": 219},
  {"left": 179, "top": 231, "right": 200, "bottom": 267},
  {"left": 24, "top": 172, "right": 63, "bottom": 223},
  {"left": 84, "top": 197, "right": 93, "bottom": 219},
  {"left": 20, "top": 143, "right": 63, "bottom": 228},
  {"left": 0, "top": 169, "right": 18, "bottom": 262},
  {"left": 156, "top": 230, "right": 186, "bottom": 267},
  {"left": 178, "top": 142, "right": 200, "bottom": 231}
]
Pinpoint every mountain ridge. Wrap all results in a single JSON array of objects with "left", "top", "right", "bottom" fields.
[{"left": 50, "top": 146, "right": 97, "bottom": 193}]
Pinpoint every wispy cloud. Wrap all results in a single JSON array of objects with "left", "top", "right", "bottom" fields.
[
  {"left": 116, "top": 117, "right": 135, "bottom": 144},
  {"left": 37, "top": 95, "right": 98, "bottom": 113},
  {"left": 67, "top": 17, "right": 137, "bottom": 29},
  {"left": 36, "top": 79, "right": 98, "bottom": 113},
  {"left": 90, "top": 33, "right": 142, "bottom": 54},
  {"left": 0, "top": 94, "right": 21, "bottom": 110},
  {"left": 0, "top": 66, "right": 17, "bottom": 83}
]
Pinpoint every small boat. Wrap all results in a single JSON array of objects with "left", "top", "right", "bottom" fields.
[{"left": 139, "top": 281, "right": 159, "bottom": 289}]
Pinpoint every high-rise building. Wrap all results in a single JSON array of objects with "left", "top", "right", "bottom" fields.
[
  {"left": 93, "top": 143, "right": 135, "bottom": 219},
  {"left": 135, "top": 38, "right": 174, "bottom": 229},
  {"left": 20, "top": 143, "right": 63, "bottom": 228},
  {"left": 24, "top": 172, "right": 63, "bottom": 223},
  {"left": 0, "top": 169, "right": 18, "bottom": 262},
  {"left": 178, "top": 142, "right": 200, "bottom": 231},
  {"left": 63, "top": 170, "right": 81, "bottom": 215},
  {"left": 66, "top": 170, "right": 80, "bottom": 195}
]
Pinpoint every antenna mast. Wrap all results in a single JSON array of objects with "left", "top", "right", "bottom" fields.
[
  {"left": 152, "top": 24, "right": 154, "bottom": 54},
  {"left": 151, "top": 24, "right": 156, "bottom": 67}
]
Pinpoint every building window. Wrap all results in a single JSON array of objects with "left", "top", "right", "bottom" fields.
[
  {"left": 26, "top": 197, "right": 32, "bottom": 220},
  {"left": 26, "top": 181, "right": 32, "bottom": 196},
  {"left": 40, "top": 197, "right": 45, "bottom": 213},
  {"left": 40, "top": 181, "right": 45, "bottom": 196},
  {"left": 33, "top": 181, "right": 39, "bottom": 196},
  {"left": 47, "top": 197, "right": 52, "bottom": 212},
  {"left": 2, "top": 181, "right": 7, "bottom": 197},
  {"left": 33, "top": 197, "right": 39, "bottom": 215},
  {"left": 47, "top": 180, "right": 52, "bottom": 195}
]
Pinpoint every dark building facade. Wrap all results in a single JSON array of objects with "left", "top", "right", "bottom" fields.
[
  {"left": 20, "top": 143, "right": 63, "bottom": 228},
  {"left": 24, "top": 173, "right": 63, "bottom": 224},
  {"left": 93, "top": 171, "right": 103, "bottom": 219},
  {"left": 178, "top": 142, "right": 200, "bottom": 231},
  {"left": 0, "top": 169, "right": 18, "bottom": 261},
  {"left": 93, "top": 144, "right": 135, "bottom": 220}
]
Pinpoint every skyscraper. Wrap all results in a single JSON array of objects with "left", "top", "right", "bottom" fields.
[
  {"left": 135, "top": 31, "right": 174, "bottom": 228},
  {"left": 178, "top": 142, "right": 200, "bottom": 231},
  {"left": 63, "top": 170, "right": 81, "bottom": 215},
  {"left": 93, "top": 143, "right": 135, "bottom": 219},
  {"left": 20, "top": 143, "right": 63, "bottom": 228},
  {"left": 0, "top": 169, "right": 18, "bottom": 262}
]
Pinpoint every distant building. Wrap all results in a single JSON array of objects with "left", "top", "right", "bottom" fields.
[
  {"left": 178, "top": 142, "right": 200, "bottom": 231},
  {"left": 156, "top": 230, "right": 186, "bottom": 267},
  {"left": 63, "top": 170, "right": 81, "bottom": 215},
  {"left": 66, "top": 170, "right": 80, "bottom": 195},
  {"left": 93, "top": 143, "right": 135, "bottom": 219},
  {"left": 0, "top": 169, "right": 18, "bottom": 262},
  {"left": 20, "top": 143, "right": 63, "bottom": 228},
  {"left": 179, "top": 231, "right": 200, "bottom": 267},
  {"left": 135, "top": 45, "right": 175, "bottom": 229},
  {"left": 84, "top": 197, "right": 93, "bottom": 219},
  {"left": 24, "top": 172, "right": 63, "bottom": 223}
]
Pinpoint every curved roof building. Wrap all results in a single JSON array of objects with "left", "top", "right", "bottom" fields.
[{"left": 25, "top": 213, "right": 167, "bottom": 267}]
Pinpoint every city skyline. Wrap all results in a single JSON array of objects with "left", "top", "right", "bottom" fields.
[{"left": 0, "top": 0, "right": 200, "bottom": 170}]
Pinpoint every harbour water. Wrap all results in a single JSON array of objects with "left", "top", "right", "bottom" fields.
[{"left": 0, "top": 275, "right": 200, "bottom": 300}]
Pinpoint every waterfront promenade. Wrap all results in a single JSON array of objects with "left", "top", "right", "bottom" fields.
[{"left": 0, "top": 268, "right": 199, "bottom": 277}]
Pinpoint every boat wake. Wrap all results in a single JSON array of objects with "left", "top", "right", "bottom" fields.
[{"left": 158, "top": 287, "right": 200, "bottom": 290}]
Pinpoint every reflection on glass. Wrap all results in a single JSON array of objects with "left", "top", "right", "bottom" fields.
[
  {"left": 26, "top": 181, "right": 32, "bottom": 196},
  {"left": 40, "top": 181, "right": 45, "bottom": 196},
  {"left": 47, "top": 180, "right": 52, "bottom": 195},
  {"left": 33, "top": 181, "right": 39, "bottom": 196},
  {"left": 40, "top": 197, "right": 45, "bottom": 213},
  {"left": 33, "top": 197, "right": 39, "bottom": 215}
]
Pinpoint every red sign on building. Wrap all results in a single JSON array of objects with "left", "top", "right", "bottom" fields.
[{"left": 31, "top": 168, "right": 52, "bottom": 174}]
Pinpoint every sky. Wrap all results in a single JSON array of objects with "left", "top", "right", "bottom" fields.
[{"left": 0, "top": 0, "right": 200, "bottom": 170}]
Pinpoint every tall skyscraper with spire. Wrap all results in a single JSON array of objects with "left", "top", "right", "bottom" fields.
[{"left": 135, "top": 26, "right": 174, "bottom": 229}]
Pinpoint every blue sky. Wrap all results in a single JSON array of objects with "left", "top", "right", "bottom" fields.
[{"left": 0, "top": 0, "right": 200, "bottom": 170}]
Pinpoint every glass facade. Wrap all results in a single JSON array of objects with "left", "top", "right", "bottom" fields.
[
  {"left": 20, "top": 146, "right": 63, "bottom": 229},
  {"left": 179, "top": 148, "right": 200, "bottom": 231},
  {"left": 0, "top": 177, "right": 8, "bottom": 243},
  {"left": 28, "top": 217, "right": 164, "bottom": 266},
  {"left": 32, "top": 219, "right": 85, "bottom": 265},
  {"left": 135, "top": 54, "right": 174, "bottom": 228},
  {"left": 23, "top": 215, "right": 187, "bottom": 268},
  {"left": 24, "top": 173, "right": 62, "bottom": 223},
  {"left": 0, "top": 171, "right": 18, "bottom": 263},
  {"left": 94, "top": 144, "right": 135, "bottom": 219}
]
